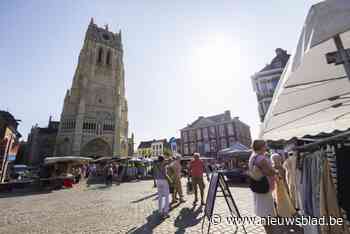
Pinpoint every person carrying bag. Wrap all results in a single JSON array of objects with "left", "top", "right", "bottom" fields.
[
  {"left": 248, "top": 140, "right": 278, "bottom": 234},
  {"left": 248, "top": 154, "right": 270, "bottom": 194}
]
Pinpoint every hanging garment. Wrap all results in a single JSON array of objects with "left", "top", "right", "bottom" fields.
[
  {"left": 325, "top": 144, "right": 350, "bottom": 233},
  {"left": 335, "top": 145, "right": 350, "bottom": 221},
  {"left": 326, "top": 145, "right": 337, "bottom": 188},
  {"left": 311, "top": 151, "right": 323, "bottom": 218},
  {"left": 273, "top": 176, "right": 297, "bottom": 217},
  {"left": 295, "top": 166, "right": 303, "bottom": 212},
  {"left": 320, "top": 159, "right": 348, "bottom": 234},
  {"left": 303, "top": 156, "right": 314, "bottom": 216},
  {"left": 283, "top": 156, "right": 298, "bottom": 209}
]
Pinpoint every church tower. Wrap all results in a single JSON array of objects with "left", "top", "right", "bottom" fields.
[{"left": 55, "top": 18, "right": 129, "bottom": 157}]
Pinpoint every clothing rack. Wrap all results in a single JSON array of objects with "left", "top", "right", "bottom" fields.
[{"left": 294, "top": 130, "right": 350, "bottom": 151}]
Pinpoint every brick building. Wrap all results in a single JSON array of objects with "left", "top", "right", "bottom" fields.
[{"left": 180, "top": 110, "right": 251, "bottom": 158}]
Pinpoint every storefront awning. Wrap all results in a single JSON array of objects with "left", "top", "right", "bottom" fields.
[{"left": 261, "top": 0, "right": 350, "bottom": 141}]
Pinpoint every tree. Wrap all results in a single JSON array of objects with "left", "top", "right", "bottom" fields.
[{"left": 163, "top": 148, "right": 172, "bottom": 158}]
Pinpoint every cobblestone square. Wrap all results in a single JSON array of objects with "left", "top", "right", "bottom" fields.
[{"left": 0, "top": 179, "right": 265, "bottom": 234}]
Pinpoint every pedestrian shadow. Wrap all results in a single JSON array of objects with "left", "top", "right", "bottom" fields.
[
  {"left": 86, "top": 176, "right": 105, "bottom": 186},
  {"left": 174, "top": 206, "right": 203, "bottom": 234},
  {"left": 0, "top": 189, "right": 52, "bottom": 198},
  {"left": 169, "top": 202, "right": 182, "bottom": 211},
  {"left": 131, "top": 193, "right": 157, "bottom": 204},
  {"left": 126, "top": 211, "right": 164, "bottom": 234},
  {"left": 228, "top": 183, "right": 249, "bottom": 188},
  {"left": 85, "top": 176, "right": 121, "bottom": 189},
  {"left": 86, "top": 185, "right": 111, "bottom": 190}
]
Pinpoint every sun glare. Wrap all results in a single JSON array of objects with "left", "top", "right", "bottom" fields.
[{"left": 192, "top": 35, "right": 241, "bottom": 85}]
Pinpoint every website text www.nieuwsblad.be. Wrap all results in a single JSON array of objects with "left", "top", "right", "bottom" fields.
[{"left": 210, "top": 214, "right": 344, "bottom": 227}]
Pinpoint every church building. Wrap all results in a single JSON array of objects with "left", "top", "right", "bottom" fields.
[{"left": 54, "top": 18, "right": 129, "bottom": 157}]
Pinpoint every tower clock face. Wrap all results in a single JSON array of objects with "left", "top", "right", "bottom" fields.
[{"left": 102, "top": 33, "right": 110, "bottom": 41}]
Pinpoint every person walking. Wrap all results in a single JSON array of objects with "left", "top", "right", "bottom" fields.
[
  {"left": 248, "top": 140, "right": 278, "bottom": 234},
  {"left": 151, "top": 164, "right": 157, "bottom": 188},
  {"left": 173, "top": 156, "right": 185, "bottom": 203},
  {"left": 167, "top": 159, "right": 177, "bottom": 204},
  {"left": 105, "top": 164, "right": 114, "bottom": 186},
  {"left": 153, "top": 156, "right": 170, "bottom": 219},
  {"left": 189, "top": 152, "right": 208, "bottom": 206},
  {"left": 85, "top": 164, "right": 90, "bottom": 178}
]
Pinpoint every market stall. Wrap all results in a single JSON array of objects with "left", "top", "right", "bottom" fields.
[
  {"left": 260, "top": 1, "right": 350, "bottom": 233},
  {"left": 217, "top": 143, "right": 251, "bottom": 170},
  {"left": 42, "top": 156, "right": 92, "bottom": 189}
]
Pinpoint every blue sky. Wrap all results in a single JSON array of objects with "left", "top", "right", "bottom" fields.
[{"left": 0, "top": 0, "right": 321, "bottom": 145}]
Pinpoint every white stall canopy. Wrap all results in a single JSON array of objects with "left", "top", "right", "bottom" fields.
[{"left": 261, "top": 0, "right": 350, "bottom": 141}]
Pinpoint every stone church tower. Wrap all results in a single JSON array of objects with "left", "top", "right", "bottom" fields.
[{"left": 54, "top": 18, "right": 129, "bottom": 157}]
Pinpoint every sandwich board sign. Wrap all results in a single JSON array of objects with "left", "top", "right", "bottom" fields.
[{"left": 202, "top": 172, "right": 247, "bottom": 234}]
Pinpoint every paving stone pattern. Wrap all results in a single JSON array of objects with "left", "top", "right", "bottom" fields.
[{"left": 0, "top": 179, "right": 272, "bottom": 234}]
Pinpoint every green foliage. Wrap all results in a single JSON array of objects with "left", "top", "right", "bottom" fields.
[{"left": 163, "top": 148, "right": 172, "bottom": 158}]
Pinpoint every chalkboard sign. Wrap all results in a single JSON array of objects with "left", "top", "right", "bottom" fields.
[{"left": 204, "top": 172, "right": 219, "bottom": 219}]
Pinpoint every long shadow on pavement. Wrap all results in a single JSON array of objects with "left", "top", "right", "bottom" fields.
[
  {"left": 86, "top": 176, "right": 105, "bottom": 186},
  {"left": 126, "top": 211, "right": 165, "bottom": 234},
  {"left": 174, "top": 205, "right": 203, "bottom": 234},
  {"left": 0, "top": 189, "right": 52, "bottom": 198},
  {"left": 85, "top": 176, "right": 122, "bottom": 190},
  {"left": 131, "top": 193, "right": 158, "bottom": 204}
]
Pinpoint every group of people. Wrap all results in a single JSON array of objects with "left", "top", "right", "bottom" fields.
[
  {"left": 153, "top": 153, "right": 209, "bottom": 219},
  {"left": 248, "top": 140, "right": 296, "bottom": 234}
]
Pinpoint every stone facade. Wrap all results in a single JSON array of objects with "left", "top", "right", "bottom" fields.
[
  {"left": 151, "top": 139, "right": 169, "bottom": 157},
  {"left": 137, "top": 141, "right": 153, "bottom": 158},
  {"left": 251, "top": 48, "right": 290, "bottom": 122},
  {"left": 137, "top": 139, "right": 170, "bottom": 158},
  {"left": 54, "top": 18, "right": 129, "bottom": 157},
  {"left": 180, "top": 110, "right": 251, "bottom": 158},
  {"left": 27, "top": 118, "right": 59, "bottom": 165}
]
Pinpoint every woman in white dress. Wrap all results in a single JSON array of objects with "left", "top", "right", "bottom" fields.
[{"left": 248, "top": 140, "right": 278, "bottom": 234}]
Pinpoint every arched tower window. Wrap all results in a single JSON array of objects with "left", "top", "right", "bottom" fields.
[
  {"left": 97, "top": 47, "right": 104, "bottom": 64},
  {"left": 106, "top": 50, "right": 111, "bottom": 66}
]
